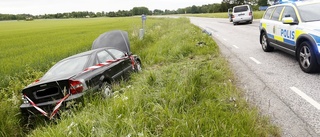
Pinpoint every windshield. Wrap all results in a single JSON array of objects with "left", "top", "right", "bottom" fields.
[
  {"left": 41, "top": 55, "right": 89, "bottom": 80},
  {"left": 298, "top": 3, "right": 320, "bottom": 22}
]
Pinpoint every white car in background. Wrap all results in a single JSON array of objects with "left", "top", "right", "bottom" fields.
[{"left": 232, "top": 4, "right": 253, "bottom": 25}]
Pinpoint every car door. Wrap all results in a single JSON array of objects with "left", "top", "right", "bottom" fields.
[
  {"left": 97, "top": 49, "right": 124, "bottom": 82},
  {"left": 107, "top": 49, "right": 132, "bottom": 79},
  {"left": 278, "top": 6, "right": 299, "bottom": 53},
  {"left": 88, "top": 50, "right": 120, "bottom": 87},
  {"left": 270, "top": 6, "right": 285, "bottom": 46},
  {"left": 263, "top": 7, "right": 277, "bottom": 45}
]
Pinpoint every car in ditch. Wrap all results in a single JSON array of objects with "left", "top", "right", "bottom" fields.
[{"left": 20, "top": 30, "right": 142, "bottom": 119}]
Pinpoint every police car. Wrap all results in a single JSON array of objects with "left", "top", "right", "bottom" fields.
[{"left": 259, "top": 0, "right": 320, "bottom": 73}]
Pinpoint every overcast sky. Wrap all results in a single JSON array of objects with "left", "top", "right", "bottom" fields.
[{"left": 0, "top": 0, "right": 222, "bottom": 15}]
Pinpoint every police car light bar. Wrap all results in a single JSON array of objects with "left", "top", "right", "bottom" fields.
[{"left": 273, "top": 0, "right": 303, "bottom": 4}]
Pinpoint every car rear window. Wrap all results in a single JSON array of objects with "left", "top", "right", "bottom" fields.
[
  {"left": 41, "top": 55, "right": 89, "bottom": 80},
  {"left": 271, "top": 6, "right": 283, "bottom": 21},
  {"left": 264, "top": 7, "right": 275, "bottom": 19},
  {"left": 234, "top": 6, "right": 249, "bottom": 13}
]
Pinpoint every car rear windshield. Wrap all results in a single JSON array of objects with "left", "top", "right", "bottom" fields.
[
  {"left": 234, "top": 6, "right": 249, "bottom": 13},
  {"left": 298, "top": 3, "right": 320, "bottom": 22},
  {"left": 41, "top": 55, "right": 89, "bottom": 80}
]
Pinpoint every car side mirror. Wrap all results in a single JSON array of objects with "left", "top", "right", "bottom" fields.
[{"left": 282, "top": 17, "right": 297, "bottom": 25}]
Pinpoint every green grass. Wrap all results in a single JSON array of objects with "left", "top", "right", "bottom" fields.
[
  {"left": 0, "top": 17, "right": 279, "bottom": 136},
  {"left": 180, "top": 11, "right": 265, "bottom": 19}
]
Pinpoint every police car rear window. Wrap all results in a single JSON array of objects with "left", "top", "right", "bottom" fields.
[
  {"left": 271, "top": 6, "right": 283, "bottom": 21},
  {"left": 263, "top": 7, "right": 275, "bottom": 19},
  {"left": 234, "top": 6, "right": 249, "bottom": 13}
]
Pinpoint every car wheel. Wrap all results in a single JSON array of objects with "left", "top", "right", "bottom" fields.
[
  {"left": 101, "top": 82, "right": 113, "bottom": 98},
  {"left": 298, "top": 41, "right": 319, "bottom": 73},
  {"left": 134, "top": 60, "right": 142, "bottom": 72},
  {"left": 233, "top": 22, "right": 237, "bottom": 25},
  {"left": 261, "top": 32, "right": 274, "bottom": 52}
]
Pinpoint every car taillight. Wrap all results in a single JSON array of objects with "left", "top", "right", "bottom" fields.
[
  {"left": 69, "top": 80, "right": 83, "bottom": 94},
  {"left": 249, "top": 12, "right": 252, "bottom": 16}
]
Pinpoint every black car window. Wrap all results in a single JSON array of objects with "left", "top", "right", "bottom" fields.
[
  {"left": 234, "top": 6, "right": 248, "bottom": 13},
  {"left": 97, "top": 50, "right": 113, "bottom": 63},
  {"left": 281, "top": 6, "right": 298, "bottom": 22},
  {"left": 264, "top": 7, "right": 275, "bottom": 19},
  {"left": 41, "top": 55, "right": 89, "bottom": 80},
  {"left": 271, "top": 6, "right": 284, "bottom": 21},
  {"left": 108, "top": 49, "right": 125, "bottom": 59}
]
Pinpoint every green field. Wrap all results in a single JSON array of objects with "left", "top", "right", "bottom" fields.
[{"left": 0, "top": 17, "right": 279, "bottom": 136}]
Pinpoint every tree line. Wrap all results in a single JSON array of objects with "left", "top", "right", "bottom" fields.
[{"left": 0, "top": 0, "right": 268, "bottom": 21}]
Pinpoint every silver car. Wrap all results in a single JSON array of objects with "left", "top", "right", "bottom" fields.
[{"left": 232, "top": 4, "right": 253, "bottom": 25}]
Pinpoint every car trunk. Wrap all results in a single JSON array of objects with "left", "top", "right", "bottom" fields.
[{"left": 22, "top": 79, "right": 70, "bottom": 104}]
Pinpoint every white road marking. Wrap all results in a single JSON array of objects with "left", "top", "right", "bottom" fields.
[
  {"left": 249, "top": 57, "right": 261, "bottom": 64},
  {"left": 232, "top": 45, "right": 239, "bottom": 49},
  {"left": 223, "top": 38, "right": 227, "bottom": 41},
  {"left": 290, "top": 87, "right": 320, "bottom": 110}
]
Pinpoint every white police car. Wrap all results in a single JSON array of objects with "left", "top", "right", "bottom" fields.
[{"left": 259, "top": 0, "right": 320, "bottom": 73}]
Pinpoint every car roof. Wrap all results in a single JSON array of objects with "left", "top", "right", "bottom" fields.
[
  {"left": 270, "top": 0, "right": 320, "bottom": 7},
  {"left": 234, "top": 4, "right": 250, "bottom": 7},
  {"left": 59, "top": 48, "right": 107, "bottom": 63}
]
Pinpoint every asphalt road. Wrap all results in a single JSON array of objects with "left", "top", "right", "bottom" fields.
[{"left": 190, "top": 17, "right": 320, "bottom": 137}]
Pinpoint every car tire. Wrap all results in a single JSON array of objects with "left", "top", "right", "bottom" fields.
[
  {"left": 261, "top": 32, "right": 274, "bottom": 52},
  {"left": 298, "top": 41, "right": 320, "bottom": 73},
  {"left": 233, "top": 22, "right": 237, "bottom": 25},
  {"left": 100, "top": 82, "right": 113, "bottom": 98},
  {"left": 134, "top": 60, "right": 142, "bottom": 72}
]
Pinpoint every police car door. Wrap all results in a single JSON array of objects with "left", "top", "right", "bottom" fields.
[
  {"left": 278, "top": 6, "right": 299, "bottom": 53},
  {"left": 271, "top": 6, "right": 285, "bottom": 46}
]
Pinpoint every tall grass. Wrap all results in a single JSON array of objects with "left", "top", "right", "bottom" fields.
[{"left": 17, "top": 18, "right": 279, "bottom": 136}]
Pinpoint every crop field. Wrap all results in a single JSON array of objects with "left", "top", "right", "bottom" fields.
[{"left": 0, "top": 17, "right": 279, "bottom": 136}]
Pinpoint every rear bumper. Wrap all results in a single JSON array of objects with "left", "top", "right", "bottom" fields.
[
  {"left": 20, "top": 93, "right": 84, "bottom": 116},
  {"left": 233, "top": 16, "right": 253, "bottom": 23}
]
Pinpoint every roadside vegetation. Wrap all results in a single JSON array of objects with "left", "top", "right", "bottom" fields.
[
  {"left": 181, "top": 11, "right": 265, "bottom": 19},
  {"left": 0, "top": 17, "right": 279, "bottom": 136}
]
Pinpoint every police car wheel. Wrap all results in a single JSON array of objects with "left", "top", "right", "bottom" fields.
[
  {"left": 261, "top": 32, "right": 274, "bottom": 52},
  {"left": 298, "top": 41, "right": 319, "bottom": 73}
]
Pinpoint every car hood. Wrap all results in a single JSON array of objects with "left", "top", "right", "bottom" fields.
[{"left": 91, "top": 30, "right": 131, "bottom": 53}]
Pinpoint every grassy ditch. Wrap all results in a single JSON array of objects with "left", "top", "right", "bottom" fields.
[{"left": 29, "top": 18, "right": 278, "bottom": 136}]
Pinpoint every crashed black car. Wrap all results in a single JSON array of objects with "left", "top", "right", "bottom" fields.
[{"left": 20, "top": 30, "right": 142, "bottom": 119}]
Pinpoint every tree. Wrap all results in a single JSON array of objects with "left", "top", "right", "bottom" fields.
[
  {"left": 258, "top": 0, "right": 268, "bottom": 6},
  {"left": 191, "top": 5, "right": 199, "bottom": 13},
  {"left": 153, "top": 9, "right": 164, "bottom": 15},
  {"left": 131, "top": 7, "right": 150, "bottom": 15}
]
